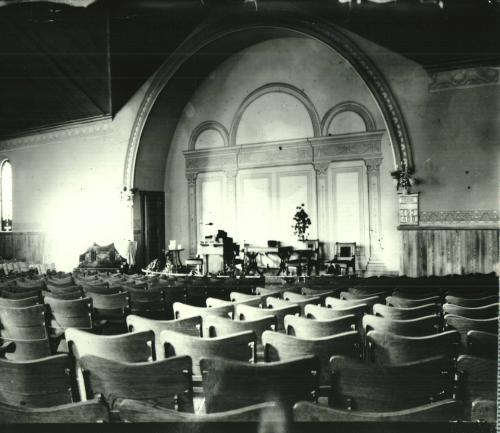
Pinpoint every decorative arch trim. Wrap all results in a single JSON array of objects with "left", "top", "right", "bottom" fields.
[
  {"left": 228, "top": 82, "right": 321, "bottom": 146},
  {"left": 123, "top": 17, "right": 414, "bottom": 189},
  {"left": 321, "top": 101, "right": 376, "bottom": 135},
  {"left": 189, "top": 120, "right": 229, "bottom": 150}
]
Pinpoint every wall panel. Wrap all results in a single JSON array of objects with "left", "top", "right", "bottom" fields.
[{"left": 401, "top": 228, "right": 499, "bottom": 277}]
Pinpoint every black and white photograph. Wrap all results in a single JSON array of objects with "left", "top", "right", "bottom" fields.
[{"left": 0, "top": 0, "right": 498, "bottom": 431}]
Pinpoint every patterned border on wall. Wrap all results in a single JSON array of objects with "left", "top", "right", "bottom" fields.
[
  {"left": 429, "top": 67, "right": 499, "bottom": 92},
  {"left": 420, "top": 210, "right": 499, "bottom": 227}
]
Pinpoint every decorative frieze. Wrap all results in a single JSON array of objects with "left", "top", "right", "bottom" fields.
[
  {"left": 420, "top": 210, "right": 499, "bottom": 228},
  {"left": 429, "top": 67, "right": 499, "bottom": 92}
]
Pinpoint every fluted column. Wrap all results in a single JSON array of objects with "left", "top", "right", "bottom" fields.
[
  {"left": 314, "top": 162, "right": 330, "bottom": 257},
  {"left": 365, "top": 158, "right": 386, "bottom": 274},
  {"left": 186, "top": 173, "right": 198, "bottom": 257},
  {"left": 225, "top": 169, "right": 238, "bottom": 236}
]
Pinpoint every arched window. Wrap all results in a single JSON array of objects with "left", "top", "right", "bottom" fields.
[{"left": 1, "top": 160, "right": 12, "bottom": 232}]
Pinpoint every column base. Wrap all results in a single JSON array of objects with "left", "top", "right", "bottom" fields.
[{"left": 365, "top": 258, "right": 387, "bottom": 276}]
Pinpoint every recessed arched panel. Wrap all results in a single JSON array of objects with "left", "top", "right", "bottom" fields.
[
  {"left": 236, "top": 91, "right": 315, "bottom": 144},
  {"left": 328, "top": 111, "right": 366, "bottom": 135},
  {"left": 230, "top": 83, "right": 321, "bottom": 146},
  {"left": 189, "top": 120, "right": 229, "bottom": 150},
  {"left": 321, "top": 101, "right": 375, "bottom": 136}
]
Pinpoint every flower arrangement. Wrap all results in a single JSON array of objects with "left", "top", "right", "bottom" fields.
[{"left": 292, "top": 204, "right": 312, "bottom": 242}]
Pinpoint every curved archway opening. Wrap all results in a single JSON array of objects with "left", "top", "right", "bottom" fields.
[{"left": 128, "top": 18, "right": 411, "bottom": 273}]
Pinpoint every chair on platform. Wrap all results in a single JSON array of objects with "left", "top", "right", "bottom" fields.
[
  {"left": 456, "top": 355, "right": 497, "bottom": 420},
  {"left": 66, "top": 328, "right": 154, "bottom": 363},
  {"left": 386, "top": 295, "right": 441, "bottom": 308},
  {"left": 201, "top": 355, "right": 320, "bottom": 414},
  {"left": 234, "top": 303, "right": 300, "bottom": 332},
  {"left": 444, "top": 295, "right": 498, "bottom": 308},
  {"left": 115, "top": 399, "right": 280, "bottom": 422},
  {"left": 78, "top": 354, "right": 194, "bottom": 411},
  {"left": 329, "top": 242, "right": 356, "bottom": 275},
  {"left": 362, "top": 314, "right": 440, "bottom": 337},
  {"left": 372, "top": 303, "right": 441, "bottom": 320},
  {"left": 329, "top": 355, "right": 455, "bottom": 411},
  {"left": 444, "top": 315, "right": 498, "bottom": 351},
  {"left": 160, "top": 329, "right": 256, "bottom": 378},
  {"left": 442, "top": 303, "right": 498, "bottom": 319},
  {"left": 292, "top": 400, "right": 461, "bottom": 422},
  {"left": 284, "top": 314, "right": 356, "bottom": 338},
  {"left": 0, "top": 399, "right": 110, "bottom": 423},
  {"left": 367, "top": 330, "right": 460, "bottom": 365},
  {"left": 466, "top": 330, "right": 498, "bottom": 360},
  {"left": 263, "top": 330, "right": 360, "bottom": 386},
  {"left": 0, "top": 354, "right": 75, "bottom": 407}
]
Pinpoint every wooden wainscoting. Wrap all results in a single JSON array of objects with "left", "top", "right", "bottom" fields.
[
  {"left": 401, "top": 227, "right": 499, "bottom": 277},
  {"left": 0, "top": 232, "right": 51, "bottom": 263}
]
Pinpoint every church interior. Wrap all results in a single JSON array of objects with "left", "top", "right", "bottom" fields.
[{"left": 0, "top": 0, "right": 498, "bottom": 428}]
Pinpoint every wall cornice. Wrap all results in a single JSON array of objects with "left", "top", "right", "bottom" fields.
[
  {"left": 0, "top": 116, "right": 113, "bottom": 151},
  {"left": 184, "top": 131, "right": 384, "bottom": 175}
]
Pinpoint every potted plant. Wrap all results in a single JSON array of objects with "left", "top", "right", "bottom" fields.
[{"left": 292, "top": 204, "right": 312, "bottom": 242}]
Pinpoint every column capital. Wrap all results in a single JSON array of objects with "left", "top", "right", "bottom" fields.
[
  {"left": 225, "top": 169, "right": 238, "bottom": 180},
  {"left": 314, "top": 162, "right": 330, "bottom": 177},
  {"left": 365, "top": 158, "right": 383, "bottom": 173},
  {"left": 186, "top": 172, "right": 198, "bottom": 186}
]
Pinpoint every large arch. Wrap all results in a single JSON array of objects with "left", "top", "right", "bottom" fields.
[{"left": 123, "top": 14, "right": 413, "bottom": 191}]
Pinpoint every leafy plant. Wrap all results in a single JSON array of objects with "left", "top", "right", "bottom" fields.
[{"left": 292, "top": 204, "right": 311, "bottom": 241}]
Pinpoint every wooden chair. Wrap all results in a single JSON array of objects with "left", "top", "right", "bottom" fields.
[
  {"left": 201, "top": 355, "right": 320, "bottom": 413},
  {"left": 305, "top": 303, "right": 368, "bottom": 321},
  {"left": 386, "top": 295, "right": 441, "bottom": 308},
  {"left": 329, "top": 355, "right": 455, "bottom": 411},
  {"left": 66, "top": 328, "right": 154, "bottom": 362},
  {"left": 284, "top": 314, "right": 356, "bottom": 338},
  {"left": 0, "top": 304, "right": 49, "bottom": 340},
  {"left": 466, "top": 330, "right": 498, "bottom": 360},
  {"left": 1, "top": 288, "right": 42, "bottom": 300},
  {"left": 340, "top": 291, "right": 385, "bottom": 303},
  {"left": 266, "top": 296, "right": 321, "bottom": 315},
  {"left": 45, "top": 288, "right": 84, "bottom": 300},
  {"left": 392, "top": 289, "right": 442, "bottom": 300},
  {"left": 372, "top": 303, "right": 440, "bottom": 320},
  {"left": 285, "top": 291, "right": 334, "bottom": 303},
  {"left": 445, "top": 289, "right": 497, "bottom": 299},
  {"left": 204, "top": 314, "right": 276, "bottom": 349},
  {"left": 470, "top": 399, "right": 497, "bottom": 423},
  {"left": 0, "top": 399, "right": 109, "bottom": 423},
  {"left": 0, "top": 354, "right": 75, "bottom": 407},
  {"left": 326, "top": 296, "right": 379, "bottom": 311},
  {"left": 160, "top": 329, "right": 256, "bottom": 378},
  {"left": 116, "top": 399, "right": 280, "bottom": 422},
  {"left": 82, "top": 285, "right": 121, "bottom": 296},
  {"left": 0, "top": 336, "right": 52, "bottom": 360},
  {"left": 263, "top": 330, "right": 360, "bottom": 386},
  {"left": 206, "top": 296, "right": 261, "bottom": 308},
  {"left": 0, "top": 295, "right": 40, "bottom": 308},
  {"left": 293, "top": 399, "right": 462, "bottom": 422},
  {"left": 348, "top": 287, "right": 392, "bottom": 298},
  {"left": 362, "top": 314, "right": 440, "bottom": 337},
  {"left": 126, "top": 287, "right": 168, "bottom": 320},
  {"left": 173, "top": 302, "right": 234, "bottom": 336},
  {"left": 444, "top": 295, "right": 498, "bottom": 308},
  {"left": 78, "top": 354, "right": 193, "bottom": 411},
  {"left": 45, "top": 296, "right": 94, "bottom": 334},
  {"left": 456, "top": 355, "right": 497, "bottom": 420},
  {"left": 87, "top": 291, "right": 130, "bottom": 334},
  {"left": 444, "top": 315, "right": 497, "bottom": 351},
  {"left": 302, "top": 287, "right": 339, "bottom": 297},
  {"left": 234, "top": 303, "right": 300, "bottom": 332},
  {"left": 126, "top": 314, "right": 202, "bottom": 356},
  {"left": 229, "top": 292, "right": 263, "bottom": 307},
  {"left": 442, "top": 303, "right": 498, "bottom": 319},
  {"left": 367, "top": 330, "right": 460, "bottom": 365}
]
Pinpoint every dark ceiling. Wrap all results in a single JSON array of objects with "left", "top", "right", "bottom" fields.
[{"left": 0, "top": 0, "right": 498, "bottom": 138}]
